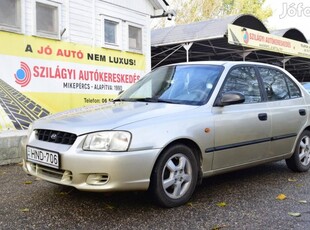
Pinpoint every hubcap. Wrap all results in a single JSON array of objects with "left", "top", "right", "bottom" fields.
[
  {"left": 161, "top": 153, "right": 192, "bottom": 199},
  {"left": 299, "top": 135, "right": 310, "bottom": 166}
]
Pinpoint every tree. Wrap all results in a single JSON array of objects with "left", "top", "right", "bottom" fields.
[
  {"left": 221, "top": 0, "right": 272, "bottom": 20},
  {"left": 152, "top": 0, "right": 272, "bottom": 28}
]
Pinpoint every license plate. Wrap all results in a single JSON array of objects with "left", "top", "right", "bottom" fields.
[{"left": 26, "top": 146, "right": 60, "bottom": 169}]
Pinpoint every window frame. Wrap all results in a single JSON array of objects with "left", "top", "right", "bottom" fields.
[
  {"left": 0, "top": 0, "right": 22, "bottom": 33},
  {"left": 34, "top": 0, "right": 61, "bottom": 39},
  {"left": 127, "top": 22, "right": 143, "bottom": 53},
  {"left": 101, "top": 16, "right": 122, "bottom": 50}
]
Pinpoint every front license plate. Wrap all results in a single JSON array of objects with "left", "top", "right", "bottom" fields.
[{"left": 26, "top": 146, "right": 60, "bottom": 169}]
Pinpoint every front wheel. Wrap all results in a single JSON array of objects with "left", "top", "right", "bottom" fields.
[
  {"left": 286, "top": 130, "right": 310, "bottom": 172},
  {"left": 150, "top": 144, "right": 198, "bottom": 208}
]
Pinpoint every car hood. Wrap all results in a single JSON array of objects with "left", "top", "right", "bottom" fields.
[{"left": 33, "top": 102, "right": 199, "bottom": 135}]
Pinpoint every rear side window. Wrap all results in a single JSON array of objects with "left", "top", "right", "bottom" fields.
[
  {"left": 287, "top": 78, "right": 302, "bottom": 98},
  {"left": 221, "top": 66, "right": 262, "bottom": 104},
  {"left": 258, "top": 67, "right": 301, "bottom": 101}
]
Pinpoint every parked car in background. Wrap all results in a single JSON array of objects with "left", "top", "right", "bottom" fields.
[{"left": 22, "top": 61, "right": 310, "bottom": 208}]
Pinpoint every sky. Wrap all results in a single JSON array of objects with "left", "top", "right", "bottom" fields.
[{"left": 264, "top": 0, "right": 310, "bottom": 40}]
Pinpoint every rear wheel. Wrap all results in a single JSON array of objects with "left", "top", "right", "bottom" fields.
[
  {"left": 150, "top": 144, "right": 198, "bottom": 208},
  {"left": 286, "top": 130, "right": 310, "bottom": 172}
]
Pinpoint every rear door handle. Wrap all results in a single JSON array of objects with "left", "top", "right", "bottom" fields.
[
  {"left": 258, "top": 113, "right": 268, "bottom": 121},
  {"left": 299, "top": 109, "right": 306, "bottom": 116}
]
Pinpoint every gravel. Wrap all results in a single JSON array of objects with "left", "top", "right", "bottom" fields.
[{"left": 0, "top": 161, "right": 309, "bottom": 230}]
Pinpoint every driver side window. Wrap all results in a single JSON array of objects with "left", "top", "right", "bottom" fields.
[{"left": 221, "top": 66, "right": 262, "bottom": 104}]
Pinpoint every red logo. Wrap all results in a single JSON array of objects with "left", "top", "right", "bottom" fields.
[{"left": 15, "top": 62, "right": 31, "bottom": 87}]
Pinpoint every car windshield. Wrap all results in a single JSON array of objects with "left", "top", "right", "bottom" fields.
[{"left": 116, "top": 64, "right": 224, "bottom": 105}]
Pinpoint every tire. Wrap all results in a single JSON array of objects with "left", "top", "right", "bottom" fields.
[
  {"left": 150, "top": 144, "right": 198, "bottom": 208},
  {"left": 286, "top": 130, "right": 310, "bottom": 172}
]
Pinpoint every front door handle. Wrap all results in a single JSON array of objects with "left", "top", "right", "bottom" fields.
[
  {"left": 258, "top": 113, "right": 268, "bottom": 121},
  {"left": 299, "top": 109, "right": 306, "bottom": 116}
]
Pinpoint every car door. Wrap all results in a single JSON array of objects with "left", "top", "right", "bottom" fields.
[
  {"left": 258, "top": 67, "right": 308, "bottom": 156},
  {"left": 211, "top": 65, "right": 272, "bottom": 170}
]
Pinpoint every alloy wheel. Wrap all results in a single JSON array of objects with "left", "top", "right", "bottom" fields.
[{"left": 161, "top": 153, "right": 193, "bottom": 199}]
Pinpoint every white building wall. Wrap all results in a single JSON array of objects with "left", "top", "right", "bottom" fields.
[
  {"left": 92, "top": 0, "right": 153, "bottom": 70},
  {"left": 68, "top": 0, "right": 94, "bottom": 44},
  {"left": 23, "top": 0, "right": 33, "bottom": 34},
  {"left": 3, "top": 0, "right": 167, "bottom": 73},
  {"left": 101, "top": 0, "right": 156, "bottom": 15},
  {"left": 19, "top": 0, "right": 162, "bottom": 71}
]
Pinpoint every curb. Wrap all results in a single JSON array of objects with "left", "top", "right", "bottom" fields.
[{"left": 0, "top": 130, "right": 27, "bottom": 166}]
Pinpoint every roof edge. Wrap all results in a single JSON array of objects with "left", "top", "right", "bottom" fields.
[{"left": 149, "top": 0, "right": 169, "bottom": 10}]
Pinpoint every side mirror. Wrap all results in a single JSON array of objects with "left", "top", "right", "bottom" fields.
[{"left": 215, "top": 92, "right": 245, "bottom": 107}]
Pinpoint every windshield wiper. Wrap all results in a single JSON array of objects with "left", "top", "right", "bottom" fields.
[
  {"left": 134, "top": 98, "right": 158, "bottom": 102},
  {"left": 133, "top": 98, "right": 180, "bottom": 104},
  {"left": 113, "top": 98, "right": 133, "bottom": 102},
  {"left": 114, "top": 97, "right": 180, "bottom": 104},
  {"left": 113, "top": 98, "right": 152, "bottom": 102},
  {"left": 156, "top": 99, "right": 180, "bottom": 104}
]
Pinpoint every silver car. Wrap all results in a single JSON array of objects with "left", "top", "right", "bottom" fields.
[{"left": 22, "top": 61, "right": 310, "bottom": 208}]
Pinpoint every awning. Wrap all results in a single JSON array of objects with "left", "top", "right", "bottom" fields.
[{"left": 151, "top": 14, "right": 310, "bottom": 81}]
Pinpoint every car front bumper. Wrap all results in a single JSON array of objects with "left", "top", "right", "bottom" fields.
[{"left": 22, "top": 136, "right": 160, "bottom": 192}]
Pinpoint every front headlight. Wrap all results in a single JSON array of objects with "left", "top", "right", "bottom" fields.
[{"left": 83, "top": 131, "right": 131, "bottom": 151}]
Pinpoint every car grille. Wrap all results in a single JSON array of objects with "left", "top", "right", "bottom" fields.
[
  {"left": 29, "top": 163, "right": 73, "bottom": 182},
  {"left": 35, "top": 129, "right": 77, "bottom": 145}
]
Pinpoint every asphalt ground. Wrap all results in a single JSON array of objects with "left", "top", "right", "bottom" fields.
[{"left": 0, "top": 161, "right": 309, "bottom": 230}]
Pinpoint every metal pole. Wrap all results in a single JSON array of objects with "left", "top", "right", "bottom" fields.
[{"left": 183, "top": 43, "right": 193, "bottom": 62}]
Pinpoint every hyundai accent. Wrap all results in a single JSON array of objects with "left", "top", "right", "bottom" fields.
[{"left": 22, "top": 61, "right": 310, "bottom": 207}]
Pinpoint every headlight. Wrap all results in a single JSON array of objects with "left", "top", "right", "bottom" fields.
[{"left": 83, "top": 131, "right": 131, "bottom": 151}]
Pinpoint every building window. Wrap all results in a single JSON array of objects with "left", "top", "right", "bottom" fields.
[
  {"left": 104, "top": 19, "right": 118, "bottom": 45},
  {"left": 36, "top": 1, "right": 59, "bottom": 38},
  {"left": 128, "top": 25, "right": 142, "bottom": 52},
  {"left": 0, "top": 0, "right": 21, "bottom": 32}
]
